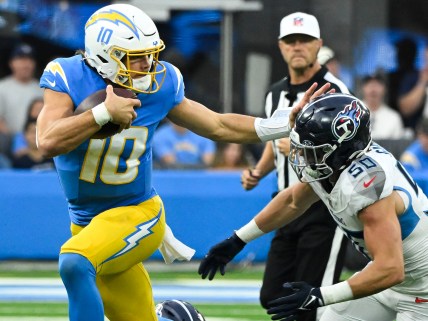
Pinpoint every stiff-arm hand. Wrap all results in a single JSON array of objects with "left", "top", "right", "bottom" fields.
[{"left": 289, "top": 82, "right": 335, "bottom": 129}]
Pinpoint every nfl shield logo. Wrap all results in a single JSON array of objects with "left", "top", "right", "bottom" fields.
[{"left": 293, "top": 17, "right": 304, "bottom": 26}]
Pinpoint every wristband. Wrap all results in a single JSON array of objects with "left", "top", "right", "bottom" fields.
[
  {"left": 320, "top": 281, "right": 353, "bottom": 305},
  {"left": 235, "top": 219, "right": 265, "bottom": 243},
  {"left": 254, "top": 109, "right": 292, "bottom": 142},
  {"left": 91, "top": 103, "right": 112, "bottom": 127},
  {"left": 231, "top": 233, "right": 247, "bottom": 247}
]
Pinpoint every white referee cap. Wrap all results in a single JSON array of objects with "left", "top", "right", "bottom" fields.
[{"left": 278, "top": 12, "right": 320, "bottom": 39}]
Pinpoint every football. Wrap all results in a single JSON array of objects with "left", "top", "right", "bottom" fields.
[{"left": 74, "top": 87, "right": 138, "bottom": 139}]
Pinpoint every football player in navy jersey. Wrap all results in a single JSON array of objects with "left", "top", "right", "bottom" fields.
[
  {"left": 200, "top": 93, "right": 428, "bottom": 321},
  {"left": 36, "top": 4, "right": 330, "bottom": 321}
]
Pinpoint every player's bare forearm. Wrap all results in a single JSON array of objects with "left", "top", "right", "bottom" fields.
[
  {"left": 37, "top": 89, "right": 101, "bottom": 157},
  {"left": 254, "top": 182, "right": 318, "bottom": 232},
  {"left": 215, "top": 113, "right": 260, "bottom": 143},
  {"left": 171, "top": 84, "right": 334, "bottom": 145},
  {"left": 347, "top": 257, "right": 404, "bottom": 299},
  {"left": 169, "top": 98, "right": 260, "bottom": 143},
  {"left": 38, "top": 110, "right": 101, "bottom": 157}
]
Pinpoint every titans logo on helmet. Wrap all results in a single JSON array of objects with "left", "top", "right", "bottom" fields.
[{"left": 331, "top": 100, "right": 362, "bottom": 141}]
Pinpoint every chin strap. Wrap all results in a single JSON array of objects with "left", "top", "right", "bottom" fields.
[{"left": 338, "top": 139, "right": 372, "bottom": 170}]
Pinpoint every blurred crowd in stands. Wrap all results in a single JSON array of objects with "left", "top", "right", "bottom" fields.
[{"left": 1, "top": 39, "right": 428, "bottom": 175}]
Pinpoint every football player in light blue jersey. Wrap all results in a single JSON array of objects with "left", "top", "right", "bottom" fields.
[
  {"left": 36, "top": 4, "right": 329, "bottom": 321},
  {"left": 200, "top": 93, "right": 428, "bottom": 321}
]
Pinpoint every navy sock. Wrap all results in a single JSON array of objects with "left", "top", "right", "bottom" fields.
[{"left": 59, "top": 253, "right": 104, "bottom": 321}]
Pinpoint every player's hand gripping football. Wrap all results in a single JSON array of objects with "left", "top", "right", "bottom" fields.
[
  {"left": 289, "top": 82, "right": 335, "bottom": 129},
  {"left": 198, "top": 233, "right": 246, "bottom": 280},
  {"left": 104, "top": 85, "right": 141, "bottom": 131},
  {"left": 267, "top": 282, "right": 324, "bottom": 321}
]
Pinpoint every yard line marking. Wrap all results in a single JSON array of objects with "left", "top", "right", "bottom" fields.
[{"left": 0, "top": 278, "right": 261, "bottom": 304}]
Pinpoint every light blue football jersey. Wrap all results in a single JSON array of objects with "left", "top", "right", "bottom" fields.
[{"left": 40, "top": 55, "right": 184, "bottom": 225}]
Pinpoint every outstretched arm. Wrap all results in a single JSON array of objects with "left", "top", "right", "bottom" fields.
[
  {"left": 168, "top": 82, "right": 333, "bottom": 144},
  {"left": 245, "top": 181, "right": 319, "bottom": 234},
  {"left": 198, "top": 182, "right": 319, "bottom": 280}
]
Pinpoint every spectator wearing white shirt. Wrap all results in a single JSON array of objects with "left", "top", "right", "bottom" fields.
[
  {"left": 0, "top": 43, "right": 43, "bottom": 135},
  {"left": 361, "top": 74, "right": 406, "bottom": 140}
]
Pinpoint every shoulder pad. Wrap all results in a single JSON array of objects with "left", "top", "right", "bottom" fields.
[{"left": 338, "top": 156, "right": 392, "bottom": 212}]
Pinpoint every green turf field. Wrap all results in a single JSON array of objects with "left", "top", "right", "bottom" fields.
[
  {"left": 0, "top": 262, "right": 355, "bottom": 320},
  {"left": 0, "top": 262, "right": 269, "bottom": 321},
  {"left": 0, "top": 302, "right": 267, "bottom": 320}
]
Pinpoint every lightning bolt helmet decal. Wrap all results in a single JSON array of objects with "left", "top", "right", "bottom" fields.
[
  {"left": 85, "top": 9, "right": 140, "bottom": 40},
  {"left": 83, "top": 3, "right": 167, "bottom": 94}
]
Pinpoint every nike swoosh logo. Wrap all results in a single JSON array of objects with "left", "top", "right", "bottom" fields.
[
  {"left": 415, "top": 297, "right": 428, "bottom": 303},
  {"left": 363, "top": 176, "right": 376, "bottom": 188},
  {"left": 303, "top": 296, "right": 317, "bottom": 309},
  {"left": 46, "top": 79, "right": 56, "bottom": 87}
]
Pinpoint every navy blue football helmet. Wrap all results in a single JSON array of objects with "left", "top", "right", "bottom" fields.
[
  {"left": 156, "top": 300, "right": 206, "bottom": 321},
  {"left": 289, "top": 93, "right": 371, "bottom": 182}
]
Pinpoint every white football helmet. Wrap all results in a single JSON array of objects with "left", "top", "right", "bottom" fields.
[{"left": 84, "top": 4, "right": 166, "bottom": 93}]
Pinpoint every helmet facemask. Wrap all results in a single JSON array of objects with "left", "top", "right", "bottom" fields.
[
  {"left": 289, "top": 129, "right": 336, "bottom": 182},
  {"left": 112, "top": 44, "right": 166, "bottom": 93},
  {"left": 289, "top": 94, "right": 372, "bottom": 183},
  {"left": 289, "top": 122, "right": 372, "bottom": 183}
]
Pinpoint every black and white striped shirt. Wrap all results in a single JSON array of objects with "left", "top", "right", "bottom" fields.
[{"left": 264, "top": 66, "right": 350, "bottom": 190}]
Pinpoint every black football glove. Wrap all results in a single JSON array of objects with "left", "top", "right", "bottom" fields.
[
  {"left": 198, "top": 232, "right": 246, "bottom": 280},
  {"left": 267, "top": 282, "right": 324, "bottom": 321}
]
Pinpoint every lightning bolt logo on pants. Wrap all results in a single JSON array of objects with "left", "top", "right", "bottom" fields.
[{"left": 104, "top": 208, "right": 162, "bottom": 262}]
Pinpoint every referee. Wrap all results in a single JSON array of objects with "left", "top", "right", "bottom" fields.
[{"left": 241, "top": 12, "right": 349, "bottom": 321}]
